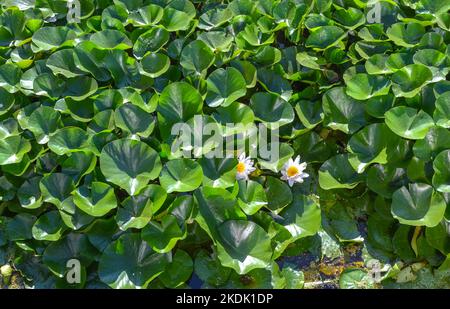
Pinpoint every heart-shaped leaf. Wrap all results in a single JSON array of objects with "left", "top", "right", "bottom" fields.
[
  {"left": 159, "top": 158, "right": 203, "bottom": 193},
  {"left": 391, "top": 183, "right": 446, "bottom": 227},
  {"left": 73, "top": 182, "right": 117, "bottom": 217},
  {"left": 216, "top": 220, "right": 272, "bottom": 274},
  {"left": 100, "top": 139, "right": 162, "bottom": 195},
  {"left": 98, "top": 233, "right": 169, "bottom": 288},
  {"left": 385, "top": 106, "right": 434, "bottom": 140}
]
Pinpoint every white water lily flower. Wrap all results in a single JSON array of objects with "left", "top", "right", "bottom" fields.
[
  {"left": 281, "top": 155, "right": 309, "bottom": 187},
  {"left": 236, "top": 152, "right": 256, "bottom": 180}
]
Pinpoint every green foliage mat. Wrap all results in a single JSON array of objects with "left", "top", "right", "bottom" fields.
[{"left": 0, "top": 0, "right": 450, "bottom": 289}]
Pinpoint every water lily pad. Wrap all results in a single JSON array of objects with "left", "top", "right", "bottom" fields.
[
  {"left": 73, "top": 182, "right": 117, "bottom": 217},
  {"left": 385, "top": 106, "right": 434, "bottom": 140},
  {"left": 100, "top": 139, "right": 162, "bottom": 195},
  {"left": 90, "top": 29, "right": 132, "bottom": 50},
  {"left": 319, "top": 154, "right": 364, "bottom": 190},
  {"left": 391, "top": 183, "right": 446, "bottom": 227},
  {"left": 98, "top": 233, "right": 169, "bottom": 289},
  {"left": 216, "top": 220, "right": 272, "bottom": 274},
  {"left": 32, "top": 211, "right": 66, "bottom": 241},
  {"left": 205, "top": 67, "right": 247, "bottom": 107},
  {"left": 141, "top": 214, "right": 186, "bottom": 253},
  {"left": 159, "top": 158, "right": 203, "bottom": 193}
]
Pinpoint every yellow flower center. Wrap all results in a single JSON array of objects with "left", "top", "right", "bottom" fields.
[
  {"left": 287, "top": 166, "right": 299, "bottom": 177},
  {"left": 237, "top": 162, "right": 246, "bottom": 173}
]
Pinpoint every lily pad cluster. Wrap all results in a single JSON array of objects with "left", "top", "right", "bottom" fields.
[{"left": 0, "top": 0, "right": 450, "bottom": 289}]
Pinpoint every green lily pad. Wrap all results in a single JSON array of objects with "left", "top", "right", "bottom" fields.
[
  {"left": 180, "top": 40, "right": 215, "bottom": 74},
  {"left": 205, "top": 67, "right": 247, "bottom": 107},
  {"left": 31, "top": 26, "right": 76, "bottom": 52},
  {"left": 39, "top": 173, "right": 75, "bottom": 208},
  {"left": 114, "top": 103, "right": 155, "bottom": 138},
  {"left": 43, "top": 233, "right": 97, "bottom": 277},
  {"left": 100, "top": 139, "right": 162, "bottom": 195},
  {"left": 237, "top": 180, "right": 268, "bottom": 215},
  {"left": 306, "top": 26, "right": 346, "bottom": 50},
  {"left": 387, "top": 22, "right": 426, "bottom": 47},
  {"left": 141, "top": 214, "right": 186, "bottom": 253},
  {"left": 432, "top": 150, "right": 450, "bottom": 193},
  {"left": 73, "top": 182, "right": 117, "bottom": 217},
  {"left": 346, "top": 74, "right": 391, "bottom": 100},
  {"left": 133, "top": 27, "right": 169, "bottom": 58},
  {"left": 319, "top": 154, "right": 364, "bottom": 190},
  {"left": 391, "top": 183, "right": 446, "bottom": 227},
  {"left": 159, "top": 158, "right": 203, "bottom": 193},
  {"left": 385, "top": 106, "right": 434, "bottom": 140},
  {"left": 159, "top": 249, "right": 193, "bottom": 288},
  {"left": 433, "top": 92, "right": 450, "bottom": 129},
  {"left": 157, "top": 82, "right": 203, "bottom": 140},
  {"left": 322, "top": 87, "right": 367, "bottom": 134},
  {"left": 391, "top": 64, "right": 433, "bottom": 98},
  {"left": 90, "top": 29, "right": 132, "bottom": 50},
  {"left": 0, "top": 135, "right": 31, "bottom": 165},
  {"left": 115, "top": 184, "right": 167, "bottom": 231},
  {"left": 278, "top": 194, "right": 321, "bottom": 240},
  {"left": 32, "top": 211, "right": 66, "bottom": 241},
  {"left": 216, "top": 220, "right": 272, "bottom": 275},
  {"left": 48, "top": 127, "right": 90, "bottom": 155},
  {"left": 98, "top": 233, "right": 169, "bottom": 289},
  {"left": 250, "top": 92, "right": 294, "bottom": 129},
  {"left": 140, "top": 52, "right": 170, "bottom": 78}
]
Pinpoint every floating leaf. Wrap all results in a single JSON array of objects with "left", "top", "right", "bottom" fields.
[
  {"left": 385, "top": 106, "right": 434, "bottom": 140},
  {"left": 98, "top": 233, "right": 169, "bottom": 288},
  {"left": 159, "top": 159, "right": 203, "bottom": 193},
  {"left": 100, "top": 139, "right": 161, "bottom": 195},
  {"left": 391, "top": 183, "right": 446, "bottom": 227}
]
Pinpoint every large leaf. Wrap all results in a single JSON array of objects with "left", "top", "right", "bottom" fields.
[
  {"left": 90, "top": 29, "right": 132, "bottom": 50},
  {"left": 306, "top": 26, "right": 346, "bottom": 50},
  {"left": 43, "top": 233, "right": 97, "bottom": 277},
  {"left": 391, "top": 64, "right": 433, "bottom": 98},
  {"left": 31, "top": 26, "right": 76, "bottom": 52},
  {"left": 432, "top": 150, "right": 450, "bottom": 193},
  {"left": 347, "top": 123, "right": 397, "bottom": 172},
  {"left": 346, "top": 74, "right": 391, "bottom": 100},
  {"left": 40, "top": 173, "right": 75, "bottom": 207},
  {"left": 216, "top": 220, "right": 272, "bottom": 274},
  {"left": 319, "top": 154, "right": 364, "bottom": 190},
  {"left": 433, "top": 92, "right": 450, "bottom": 129},
  {"left": 48, "top": 127, "right": 90, "bottom": 155},
  {"left": 237, "top": 180, "right": 268, "bottom": 215},
  {"left": 391, "top": 183, "right": 446, "bottom": 227},
  {"left": 114, "top": 103, "right": 155, "bottom": 138},
  {"left": 73, "top": 182, "right": 117, "bottom": 217},
  {"left": 32, "top": 211, "right": 66, "bottom": 241},
  {"left": 205, "top": 67, "right": 247, "bottom": 107},
  {"left": 277, "top": 194, "right": 321, "bottom": 240},
  {"left": 157, "top": 82, "right": 203, "bottom": 140},
  {"left": 0, "top": 136, "right": 30, "bottom": 165},
  {"left": 322, "top": 87, "right": 367, "bottom": 134},
  {"left": 141, "top": 214, "right": 186, "bottom": 253},
  {"left": 159, "top": 158, "right": 203, "bottom": 193},
  {"left": 385, "top": 106, "right": 434, "bottom": 140},
  {"left": 98, "top": 233, "right": 169, "bottom": 288},
  {"left": 180, "top": 40, "right": 215, "bottom": 74},
  {"left": 250, "top": 92, "right": 294, "bottom": 129},
  {"left": 115, "top": 184, "right": 167, "bottom": 231},
  {"left": 99, "top": 139, "right": 162, "bottom": 195}
]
